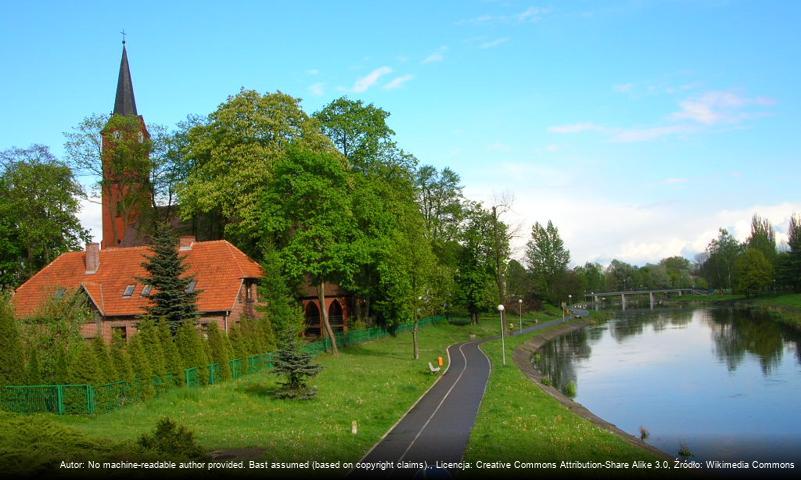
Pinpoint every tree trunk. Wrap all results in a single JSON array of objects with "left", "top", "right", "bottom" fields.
[
  {"left": 412, "top": 320, "right": 420, "bottom": 360},
  {"left": 317, "top": 281, "right": 339, "bottom": 355}
]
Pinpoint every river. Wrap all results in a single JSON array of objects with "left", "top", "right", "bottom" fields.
[{"left": 533, "top": 307, "right": 801, "bottom": 462}]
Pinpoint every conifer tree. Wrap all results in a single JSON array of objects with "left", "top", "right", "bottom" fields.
[
  {"left": 239, "top": 316, "right": 263, "bottom": 354},
  {"left": 176, "top": 321, "right": 209, "bottom": 385},
  {"left": 137, "top": 319, "right": 168, "bottom": 380},
  {"left": 158, "top": 320, "right": 184, "bottom": 386},
  {"left": 128, "top": 334, "right": 156, "bottom": 400},
  {"left": 0, "top": 293, "right": 25, "bottom": 385},
  {"left": 26, "top": 349, "right": 43, "bottom": 385},
  {"left": 92, "top": 335, "right": 117, "bottom": 383},
  {"left": 111, "top": 332, "right": 135, "bottom": 386},
  {"left": 262, "top": 250, "right": 322, "bottom": 399},
  {"left": 228, "top": 325, "right": 248, "bottom": 375},
  {"left": 206, "top": 323, "right": 232, "bottom": 381},
  {"left": 68, "top": 341, "right": 102, "bottom": 385},
  {"left": 139, "top": 224, "right": 200, "bottom": 331}
]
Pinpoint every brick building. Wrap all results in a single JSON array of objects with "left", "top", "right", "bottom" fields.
[
  {"left": 13, "top": 237, "right": 262, "bottom": 341},
  {"left": 12, "top": 42, "right": 351, "bottom": 339}
]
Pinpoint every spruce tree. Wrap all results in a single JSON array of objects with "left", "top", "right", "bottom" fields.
[
  {"left": 139, "top": 224, "right": 200, "bottom": 332},
  {"left": 0, "top": 293, "right": 25, "bottom": 385},
  {"left": 206, "top": 323, "right": 232, "bottom": 382},
  {"left": 262, "top": 250, "right": 322, "bottom": 399}
]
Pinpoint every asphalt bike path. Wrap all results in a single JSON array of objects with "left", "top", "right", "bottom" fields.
[{"left": 353, "top": 311, "right": 585, "bottom": 478}]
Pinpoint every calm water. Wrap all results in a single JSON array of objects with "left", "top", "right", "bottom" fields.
[{"left": 533, "top": 308, "right": 801, "bottom": 462}]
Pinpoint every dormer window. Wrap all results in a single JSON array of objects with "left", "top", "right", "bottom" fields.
[
  {"left": 141, "top": 285, "right": 153, "bottom": 297},
  {"left": 185, "top": 280, "right": 197, "bottom": 293},
  {"left": 123, "top": 284, "right": 135, "bottom": 297}
]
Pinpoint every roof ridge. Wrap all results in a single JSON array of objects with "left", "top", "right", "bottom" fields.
[{"left": 223, "top": 241, "right": 246, "bottom": 278}]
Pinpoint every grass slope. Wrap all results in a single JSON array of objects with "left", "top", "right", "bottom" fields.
[
  {"left": 46, "top": 319, "right": 500, "bottom": 462},
  {"left": 465, "top": 316, "right": 662, "bottom": 464}
]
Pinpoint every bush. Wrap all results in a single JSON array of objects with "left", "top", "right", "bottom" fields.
[{"left": 137, "top": 417, "right": 207, "bottom": 460}]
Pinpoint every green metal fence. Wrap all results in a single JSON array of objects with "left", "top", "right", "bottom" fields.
[{"left": 0, "top": 315, "right": 443, "bottom": 416}]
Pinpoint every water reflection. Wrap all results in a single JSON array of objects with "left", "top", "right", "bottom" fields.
[
  {"left": 705, "top": 308, "right": 797, "bottom": 375},
  {"left": 531, "top": 307, "right": 801, "bottom": 462}
]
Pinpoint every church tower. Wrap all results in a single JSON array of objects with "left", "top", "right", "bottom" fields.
[{"left": 101, "top": 41, "right": 152, "bottom": 249}]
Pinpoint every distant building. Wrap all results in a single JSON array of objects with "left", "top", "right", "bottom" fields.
[{"left": 12, "top": 42, "right": 351, "bottom": 339}]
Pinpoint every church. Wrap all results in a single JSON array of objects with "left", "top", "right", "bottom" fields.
[{"left": 12, "top": 43, "right": 351, "bottom": 341}]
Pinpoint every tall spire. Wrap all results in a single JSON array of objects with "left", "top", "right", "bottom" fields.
[{"left": 113, "top": 43, "right": 138, "bottom": 116}]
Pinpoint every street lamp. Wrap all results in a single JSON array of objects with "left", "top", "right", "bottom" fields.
[
  {"left": 518, "top": 298, "right": 523, "bottom": 333},
  {"left": 497, "top": 304, "right": 506, "bottom": 366}
]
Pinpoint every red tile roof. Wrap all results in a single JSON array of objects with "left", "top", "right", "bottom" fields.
[{"left": 12, "top": 240, "right": 263, "bottom": 318}]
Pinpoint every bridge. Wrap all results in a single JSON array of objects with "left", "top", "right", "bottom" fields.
[{"left": 584, "top": 288, "right": 705, "bottom": 310}]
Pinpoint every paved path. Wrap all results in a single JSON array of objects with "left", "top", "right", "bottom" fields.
[{"left": 353, "top": 312, "right": 585, "bottom": 478}]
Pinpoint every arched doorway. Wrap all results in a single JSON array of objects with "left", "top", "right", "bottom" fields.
[
  {"left": 305, "top": 302, "right": 321, "bottom": 338},
  {"left": 329, "top": 299, "right": 345, "bottom": 333}
]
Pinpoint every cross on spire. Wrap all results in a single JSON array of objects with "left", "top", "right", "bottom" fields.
[{"left": 121, "top": 29, "right": 127, "bottom": 45}]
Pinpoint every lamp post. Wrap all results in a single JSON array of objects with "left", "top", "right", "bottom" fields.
[
  {"left": 498, "top": 304, "right": 506, "bottom": 366},
  {"left": 518, "top": 298, "right": 523, "bottom": 332}
]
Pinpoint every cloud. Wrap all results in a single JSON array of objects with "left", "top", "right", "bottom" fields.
[
  {"left": 308, "top": 82, "right": 325, "bottom": 96},
  {"left": 480, "top": 37, "right": 510, "bottom": 49},
  {"left": 78, "top": 197, "right": 102, "bottom": 243},
  {"left": 663, "top": 177, "right": 688, "bottom": 185},
  {"left": 549, "top": 89, "right": 774, "bottom": 143},
  {"left": 487, "top": 143, "right": 512, "bottom": 153},
  {"left": 614, "top": 83, "right": 635, "bottom": 93},
  {"left": 545, "top": 144, "right": 559, "bottom": 152},
  {"left": 457, "top": 6, "right": 550, "bottom": 25},
  {"left": 671, "top": 91, "right": 776, "bottom": 125},
  {"left": 611, "top": 125, "right": 694, "bottom": 143},
  {"left": 423, "top": 53, "right": 445, "bottom": 64},
  {"left": 465, "top": 173, "right": 801, "bottom": 266},
  {"left": 384, "top": 74, "right": 414, "bottom": 90},
  {"left": 516, "top": 6, "right": 549, "bottom": 23},
  {"left": 422, "top": 46, "right": 448, "bottom": 64},
  {"left": 548, "top": 122, "right": 606, "bottom": 134},
  {"left": 351, "top": 66, "right": 393, "bottom": 93},
  {"left": 306, "top": 69, "right": 319, "bottom": 76}
]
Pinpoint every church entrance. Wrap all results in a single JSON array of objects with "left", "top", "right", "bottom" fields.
[{"left": 304, "top": 302, "right": 321, "bottom": 338}]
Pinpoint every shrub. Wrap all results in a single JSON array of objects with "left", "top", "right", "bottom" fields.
[{"left": 137, "top": 417, "right": 207, "bottom": 460}]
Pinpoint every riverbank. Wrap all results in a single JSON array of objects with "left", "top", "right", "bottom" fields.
[
  {"left": 671, "top": 293, "right": 801, "bottom": 329},
  {"left": 465, "top": 313, "right": 665, "bottom": 465}
]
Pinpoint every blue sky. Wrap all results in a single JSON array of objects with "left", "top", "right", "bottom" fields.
[{"left": 1, "top": 0, "right": 799, "bottom": 265}]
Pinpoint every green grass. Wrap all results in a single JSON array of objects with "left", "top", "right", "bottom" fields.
[
  {"left": 750, "top": 293, "right": 801, "bottom": 309},
  {"left": 1, "top": 306, "right": 657, "bottom": 475},
  {"left": 465, "top": 313, "right": 662, "bottom": 463},
  {"left": 38, "top": 318, "right": 501, "bottom": 463}
]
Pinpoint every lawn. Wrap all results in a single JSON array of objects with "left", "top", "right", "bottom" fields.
[
  {"left": 465, "top": 313, "right": 663, "bottom": 465},
  {"left": 34, "top": 317, "right": 501, "bottom": 463}
]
